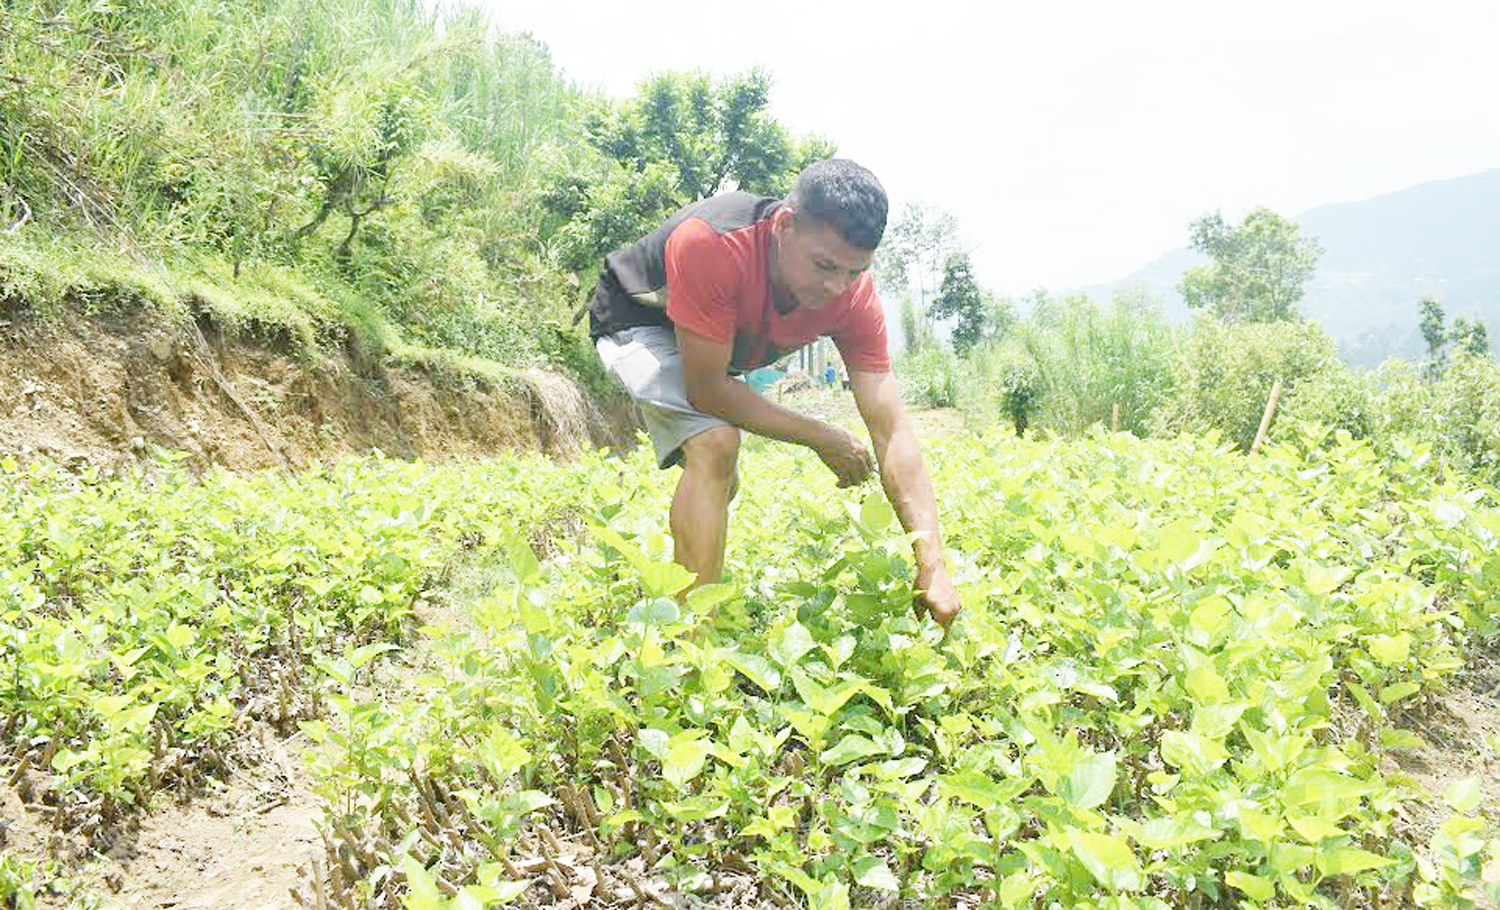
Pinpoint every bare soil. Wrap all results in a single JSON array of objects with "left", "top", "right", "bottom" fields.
[
  {"left": 3, "top": 727, "right": 319, "bottom": 910},
  {"left": 0, "top": 307, "right": 636, "bottom": 472}
]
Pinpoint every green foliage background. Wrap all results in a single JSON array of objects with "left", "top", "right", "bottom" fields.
[{"left": 0, "top": 0, "right": 826, "bottom": 378}]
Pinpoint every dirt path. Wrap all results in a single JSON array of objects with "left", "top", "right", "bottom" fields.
[
  {"left": 772, "top": 384, "right": 973, "bottom": 441},
  {"left": 110, "top": 734, "right": 321, "bottom": 910},
  {"left": 4, "top": 729, "right": 321, "bottom": 910}
]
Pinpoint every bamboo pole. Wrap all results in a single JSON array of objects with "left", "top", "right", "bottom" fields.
[
  {"left": 1248, "top": 379, "right": 1284, "bottom": 455},
  {"left": 1111, "top": 403, "right": 1121, "bottom": 433}
]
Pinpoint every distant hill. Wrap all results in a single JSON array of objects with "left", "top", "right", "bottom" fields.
[{"left": 1092, "top": 168, "right": 1500, "bottom": 367}]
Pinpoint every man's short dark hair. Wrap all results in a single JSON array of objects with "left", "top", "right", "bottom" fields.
[{"left": 785, "top": 159, "right": 888, "bottom": 250}]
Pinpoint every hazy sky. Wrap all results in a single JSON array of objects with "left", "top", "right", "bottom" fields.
[{"left": 480, "top": 0, "right": 1500, "bottom": 294}]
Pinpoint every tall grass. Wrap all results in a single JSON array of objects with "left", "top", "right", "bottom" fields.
[
  {"left": 0, "top": 0, "right": 592, "bottom": 367},
  {"left": 893, "top": 291, "right": 1177, "bottom": 438},
  {"left": 1012, "top": 291, "right": 1178, "bottom": 436}
]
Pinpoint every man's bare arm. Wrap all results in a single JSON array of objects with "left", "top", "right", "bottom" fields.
[
  {"left": 850, "top": 367, "right": 961, "bottom": 627},
  {"left": 676, "top": 327, "right": 873, "bottom": 486}
]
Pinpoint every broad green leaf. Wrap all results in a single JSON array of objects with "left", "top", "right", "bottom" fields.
[
  {"left": 663, "top": 734, "right": 710, "bottom": 789},
  {"left": 641, "top": 550, "right": 694, "bottom": 596},
  {"left": 479, "top": 728, "right": 531, "bottom": 780},
  {"left": 402, "top": 855, "right": 449, "bottom": 910},
  {"left": 661, "top": 797, "right": 728, "bottom": 821},
  {"left": 1060, "top": 750, "right": 1117, "bottom": 810},
  {"left": 1129, "top": 814, "right": 1217, "bottom": 849},
  {"left": 809, "top": 877, "right": 850, "bottom": 910},
  {"left": 720, "top": 650, "right": 781, "bottom": 692},
  {"left": 790, "top": 670, "right": 861, "bottom": 717},
  {"left": 852, "top": 856, "right": 899, "bottom": 892},
  {"left": 820, "top": 734, "right": 884, "bottom": 766},
  {"left": 1068, "top": 829, "right": 1143, "bottom": 892},
  {"left": 348, "top": 642, "right": 399, "bottom": 668},
  {"left": 1348, "top": 681, "right": 1380, "bottom": 716},
  {"left": 504, "top": 791, "right": 555, "bottom": 815},
  {"left": 999, "top": 872, "right": 1039, "bottom": 907},
  {"left": 1282, "top": 768, "right": 1371, "bottom": 815},
  {"left": 117, "top": 703, "right": 158, "bottom": 734},
  {"left": 1287, "top": 813, "right": 1344, "bottom": 842},
  {"left": 1190, "top": 703, "right": 1245, "bottom": 740},
  {"left": 1270, "top": 841, "right": 1317, "bottom": 875},
  {"left": 1185, "top": 659, "right": 1228, "bottom": 705},
  {"left": 1237, "top": 808, "right": 1283, "bottom": 842},
  {"left": 627, "top": 597, "right": 680, "bottom": 626},
  {"left": 771, "top": 622, "right": 816, "bottom": 668},
  {"left": 1299, "top": 561, "right": 1347, "bottom": 596},
  {"left": 1317, "top": 846, "right": 1395, "bottom": 876},
  {"left": 686, "top": 583, "right": 736, "bottom": 612},
  {"left": 870, "top": 756, "right": 927, "bottom": 779},
  {"left": 727, "top": 715, "right": 758, "bottom": 755},
  {"left": 1160, "top": 730, "right": 1227, "bottom": 777},
  {"left": 1379, "top": 681, "right": 1421, "bottom": 704},
  {"left": 1240, "top": 724, "right": 1308, "bottom": 773},
  {"left": 1188, "top": 597, "right": 1233, "bottom": 647},
  {"left": 636, "top": 728, "right": 669, "bottom": 760},
  {"left": 1226, "top": 870, "right": 1274, "bottom": 901},
  {"left": 591, "top": 524, "right": 694, "bottom": 596},
  {"left": 940, "top": 770, "right": 1028, "bottom": 808},
  {"left": 1159, "top": 519, "right": 1200, "bottom": 563},
  {"left": 842, "top": 715, "right": 884, "bottom": 737},
  {"left": 1366, "top": 633, "right": 1411, "bottom": 665},
  {"left": 1379, "top": 728, "right": 1425, "bottom": 751},
  {"left": 165, "top": 622, "right": 195, "bottom": 650},
  {"left": 93, "top": 694, "right": 133, "bottom": 719},
  {"left": 503, "top": 535, "right": 540, "bottom": 584},
  {"left": 1445, "top": 778, "right": 1482, "bottom": 813}
]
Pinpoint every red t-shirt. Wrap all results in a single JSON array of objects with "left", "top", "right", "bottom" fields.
[{"left": 663, "top": 216, "right": 890, "bottom": 374}]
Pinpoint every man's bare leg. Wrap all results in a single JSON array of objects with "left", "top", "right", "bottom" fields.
[{"left": 671, "top": 426, "right": 740, "bottom": 588}]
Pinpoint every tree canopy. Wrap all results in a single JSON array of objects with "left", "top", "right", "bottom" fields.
[
  {"left": 548, "top": 68, "right": 835, "bottom": 275},
  {"left": 929, "top": 251, "right": 987, "bottom": 353},
  {"left": 1177, "top": 207, "right": 1322, "bottom": 322}
]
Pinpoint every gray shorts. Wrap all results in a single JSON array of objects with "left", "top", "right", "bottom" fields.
[{"left": 596, "top": 325, "right": 731, "bottom": 469}]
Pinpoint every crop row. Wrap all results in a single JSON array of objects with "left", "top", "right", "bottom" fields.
[
  {"left": 3, "top": 428, "right": 1498, "bottom": 909},
  {"left": 298, "top": 429, "right": 1498, "bottom": 909}
]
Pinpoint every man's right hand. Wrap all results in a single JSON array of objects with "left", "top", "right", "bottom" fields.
[{"left": 813, "top": 427, "right": 876, "bottom": 487}]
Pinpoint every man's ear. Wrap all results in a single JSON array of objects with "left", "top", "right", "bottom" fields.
[{"left": 771, "top": 205, "right": 797, "bottom": 237}]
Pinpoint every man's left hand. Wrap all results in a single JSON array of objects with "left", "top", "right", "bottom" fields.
[{"left": 915, "top": 562, "right": 961, "bottom": 631}]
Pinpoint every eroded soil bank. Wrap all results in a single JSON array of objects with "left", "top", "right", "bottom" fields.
[{"left": 0, "top": 307, "right": 636, "bottom": 472}]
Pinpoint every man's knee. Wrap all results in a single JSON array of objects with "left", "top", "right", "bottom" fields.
[{"left": 681, "top": 426, "right": 741, "bottom": 483}]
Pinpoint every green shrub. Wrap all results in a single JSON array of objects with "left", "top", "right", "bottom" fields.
[
  {"left": 1432, "top": 354, "right": 1500, "bottom": 478},
  {"left": 1150, "top": 318, "right": 1344, "bottom": 450},
  {"left": 1015, "top": 292, "right": 1177, "bottom": 436},
  {"left": 895, "top": 346, "right": 974, "bottom": 410},
  {"left": 1277, "top": 365, "right": 1378, "bottom": 441},
  {"left": 962, "top": 340, "right": 1042, "bottom": 436}
]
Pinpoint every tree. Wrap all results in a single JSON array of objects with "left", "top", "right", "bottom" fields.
[
  {"left": 548, "top": 68, "right": 834, "bottom": 275},
  {"left": 1419, "top": 295, "right": 1448, "bottom": 380},
  {"left": 874, "top": 202, "right": 958, "bottom": 314},
  {"left": 1177, "top": 207, "right": 1322, "bottom": 322},
  {"left": 1452, "top": 314, "right": 1492, "bottom": 358},
  {"left": 1418, "top": 295, "right": 1491, "bottom": 379},
  {"left": 929, "top": 251, "right": 986, "bottom": 353},
  {"left": 897, "top": 293, "right": 931, "bottom": 353},
  {"left": 983, "top": 291, "right": 1018, "bottom": 343}
]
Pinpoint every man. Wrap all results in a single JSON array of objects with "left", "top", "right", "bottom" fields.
[{"left": 588, "top": 159, "right": 960, "bottom": 629}]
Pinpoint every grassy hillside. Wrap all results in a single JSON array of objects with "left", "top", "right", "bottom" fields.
[{"left": 0, "top": 0, "right": 824, "bottom": 389}]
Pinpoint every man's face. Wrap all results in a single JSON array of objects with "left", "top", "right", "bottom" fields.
[{"left": 770, "top": 208, "right": 875, "bottom": 311}]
